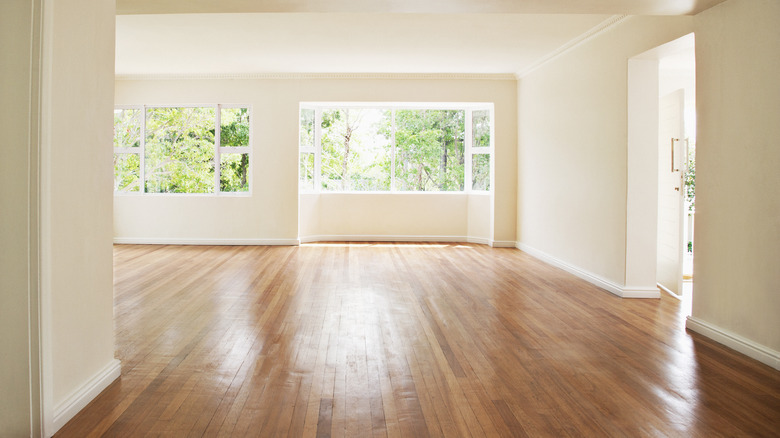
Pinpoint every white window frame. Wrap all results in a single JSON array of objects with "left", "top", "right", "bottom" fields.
[
  {"left": 113, "top": 104, "right": 252, "bottom": 196},
  {"left": 113, "top": 105, "right": 144, "bottom": 193},
  {"left": 466, "top": 108, "right": 493, "bottom": 192},
  {"left": 299, "top": 102, "right": 494, "bottom": 193}
]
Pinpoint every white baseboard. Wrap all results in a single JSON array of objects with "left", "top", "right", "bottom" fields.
[
  {"left": 115, "top": 236, "right": 504, "bottom": 247},
  {"left": 51, "top": 359, "right": 121, "bottom": 434},
  {"left": 658, "top": 282, "right": 683, "bottom": 300},
  {"left": 515, "top": 242, "right": 659, "bottom": 298},
  {"left": 113, "top": 237, "right": 300, "bottom": 246},
  {"left": 686, "top": 317, "right": 780, "bottom": 371},
  {"left": 299, "top": 235, "right": 480, "bottom": 244},
  {"left": 621, "top": 287, "right": 662, "bottom": 299},
  {"left": 467, "top": 237, "right": 491, "bottom": 246}
]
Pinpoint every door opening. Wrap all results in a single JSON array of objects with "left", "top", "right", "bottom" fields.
[
  {"left": 625, "top": 32, "right": 695, "bottom": 303},
  {"left": 657, "top": 41, "right": 696, "bottom": 315}
]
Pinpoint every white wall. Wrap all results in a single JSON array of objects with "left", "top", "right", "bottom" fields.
[
  {"left": 517, "top": 16, "right": 693, "bottom": 291},
  {"left": 41, "top": 0, "right": 119, "bottom": 434},
  {"left": 303, "top": 193, "right": 469, "bottom": 241},
  {"left": 689, "top": 0, "right": 780, "bottom": 361},
  {"left": 114, "top": 77, "right": 517, "bottom": 245},
  {"left": 0, "top": 0, "right": 41, "bottom": 435}
]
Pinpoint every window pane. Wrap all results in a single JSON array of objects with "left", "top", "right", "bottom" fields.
[
  {"left": 114, "top": 153, "right": 140, "bottom": 192},
  {"left": 394, "top": 109, "right": 464, "bottom": 191},
  {"left": 300, "top": 108, "right": 315, "bottom": 150},
  {"left": 472, "top": 110, "right": 490, "bottom": 149},
  {"left": 114, "top": 108, "right": 141, "bottom": 148},
  {"left": 320, "top": 108, "right": 391, "bottom": 191},
  {"left": 220, "top": 153, "right": 249, "bottom": 192},
  {"left": 299, "top": 152, "right": 315, "bottom": 191},
  {"left": 220, "top": 107, "right": 250, "bottom": 147},
  {"left": 145, "top": 107, "right": 216, "bottom": 193},
  {"left": 472, "top": 153, "right": 490, "bottom": 191}
]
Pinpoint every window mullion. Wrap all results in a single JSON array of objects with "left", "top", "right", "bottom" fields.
[
  {"left": 314, "top": 108, "right": 322, "bottom": 192},
  {"left": 140, "top": 106, "right": 146, "bottom": 193},
  {"left": 465, "top": 109, "right": 473, "bottom": 193},
  {"left": 214, "top": 105, "right": 221, "bottom": 194},
  {"left": 391, "top": 109, "right": 396, "bottom": 192}
]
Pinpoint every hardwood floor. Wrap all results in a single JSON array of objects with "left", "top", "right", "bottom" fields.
[{"left": 55, "top": 243, "right": 780, "bottom": 437}]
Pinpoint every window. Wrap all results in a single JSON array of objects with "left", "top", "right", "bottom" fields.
[
  {"left": 470, "top": 109, "right": 491, "bottom": 191},
  {"left": 320, "top": 108, "right": 392, "bottom": 191},
  {"left": 113, "top": 105, "right": 250, "bottom": 194},
  {"left": 299, "top": 104, "right": 492, "bottom": 192}
]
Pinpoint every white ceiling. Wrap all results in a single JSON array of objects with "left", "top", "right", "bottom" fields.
[
  {"left": 116, "top": 13, "right": 616, "bottom": 76},
  {"left": 115, "top": 0, "right": 722, "bottom": 76}
]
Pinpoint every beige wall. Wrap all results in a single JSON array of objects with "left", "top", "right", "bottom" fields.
[
  {"left": 1, "top": 0, "right": 40, "bottom": 435},
  {"left": 41, "top": 0, "right": 118, "bottom": 433},
  {"left": 692, "top": 0, "right": 780, "bottom": 353},
  {"left": 114, "top": 77, "right": 517, "bottom": 245},
  {"left": 517, "top": 16, "right": 693, "bottom": 286}
]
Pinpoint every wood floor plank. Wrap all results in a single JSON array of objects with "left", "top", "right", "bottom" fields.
[{"left": 54, "top": 243, "right": 780, "bottom": 437}]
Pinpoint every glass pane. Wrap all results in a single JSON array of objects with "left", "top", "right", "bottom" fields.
[
  {"left": 220, "top": 153, "right": 249, "bottom": 192},
  {"left": 472, "top": 153, "right": 490, "bottom": 191},
  {"left": 114, "top": 153, "right": 140, "bottom": 192},
  {"left": 300, "top": 108, "right": 315, "bottom": 150},
  {"left": 320, "top": 108, "right": 391, "bottom": 191},
  {"left": 220, "top": 107, "right": 250, "bottom": 147},
  {"left": 472, "top": 110, "right": 490, "bottom": 149},
  {"left": 299, "top": 152, "right": 315, "bottom": 191},
  {"left": 145, "top": 107, "right": 216, "bottom": 193},
  {"left": 394, "top": 109, "right": 464, "bottom": 191},
  {"left": 114, "top": 108, "right": 141, "bottom": 148}
]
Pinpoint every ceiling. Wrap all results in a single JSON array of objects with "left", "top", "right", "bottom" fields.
[{"left": 115, "top": 0, "right": 722, "bottom": 76}]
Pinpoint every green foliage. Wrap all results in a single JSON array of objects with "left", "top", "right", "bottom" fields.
[
  {"left": 472, "top": 110, "right": 490, "bottom": 149},
  {"left": 472, "top": 153, "right": 490, "bottom": 191},
  {"left": 144, "top": 107, "right": 216, "bottom": 193},
  {"left": 221, "top": 108, "right": 250, "bottom": 147},
  {"left": 114, "top": 109, "right": 141, "bottom": 148},
  {"left": 300, "top": 109, "right": 315, "bottom": 149},
  {"left": 304, "top": 108, "right": 470, "bottom": 192},
  {"left": 320, "top": 109, "right": 391, "bottom": 191},
  {"left": 299, "top": 152, "right": 315, "bottom": 190},
  {"left": 220, "top": 108, "right": 251, "bottom": 192},
  {"left": 113, "top": 153, "right": 140, "bottom": 192},
  {"left": 220, "top": 153, "right": 249, "bottom": 192},
  {"left": 685, "top": 140, "right": 696, "bottom": 211},
  {"left": 393, "top": 109, "right": 465, "bottom": 191}
]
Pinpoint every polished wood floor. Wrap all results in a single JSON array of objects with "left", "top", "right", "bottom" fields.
[{"left": 56, "top": 243, "right": 779, "bottom": 437}]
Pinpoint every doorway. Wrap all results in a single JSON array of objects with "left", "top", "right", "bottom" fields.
[
  {"left": 657, "top": 43, "right": 696, "bottom": 314},
  {"left": 625, "top": 33, "right": 695, "bottom": 304}
]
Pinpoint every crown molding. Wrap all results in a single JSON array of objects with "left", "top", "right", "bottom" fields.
[
  {"left": 115, "top": 72, "right": 518, "bottom": 81},
  {"left": 516, "top": 14, "right": 630, "bottom": 79}
]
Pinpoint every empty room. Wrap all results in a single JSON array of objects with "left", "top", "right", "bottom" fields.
[{"left": 1, "top": 0, "right": 778, "bottom": 436}]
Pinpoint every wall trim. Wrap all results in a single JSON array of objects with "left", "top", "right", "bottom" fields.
[
  {"left": 516, "top": 14, "right": 630, "bottom": 78},
  {"left": 516, "top": 242, "right": 660, "bottom": 298},
  {"left": 467, "top": 237, "right": 491, "bottom": 246},
  {"left": 658, "top": 282, "right": 683, "bottom": 300},
  {"left": 115, "top": 235, "right": 506, "bottom": 247},
  {"left": 686, "top": 317, "right": 780, "bottom": 371},
  {"left": 300, "top": 235, "right": 492, "bottom": 245},
  {"left": 51, "top": 359, "right": 120, "bottom": 434},
  {"left": 115, "top": 72, "right": 518, "bottom": 82},
  {"left": 113, "top": 238, "right": 300, "bottom": 246},
  {"left": 621, "top": 287, "right": 662, "bottom": 299}
]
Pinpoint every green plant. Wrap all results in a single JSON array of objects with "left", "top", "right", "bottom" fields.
[{"left": 684, "top": 140, "right": 696, "bottom": 211}]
